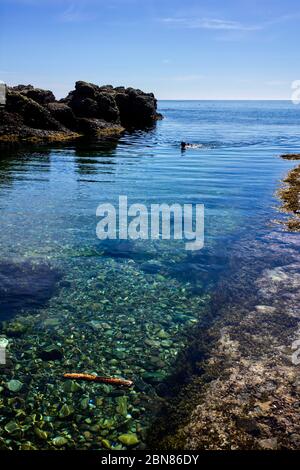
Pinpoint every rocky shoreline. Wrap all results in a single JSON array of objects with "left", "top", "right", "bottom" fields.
[
  {"left": 277, "top": 154, "right": 300, "bottom": 232},
  {"left": 148, "top": 227, "right": 300, "bottom": 450},
  {"left": 0, "top": 81, "right": 162, "bottom": 143}
]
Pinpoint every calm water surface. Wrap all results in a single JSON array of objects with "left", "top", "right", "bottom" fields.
[{"left": 0, "top": 101, "right": 300, "bottom": 449}]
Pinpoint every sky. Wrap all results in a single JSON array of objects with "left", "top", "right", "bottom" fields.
[{"left": 0, "top": 0, "right": 299, "bottom": 100}]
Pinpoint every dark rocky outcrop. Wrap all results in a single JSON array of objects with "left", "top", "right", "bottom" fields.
[
  {"left": 116, "top": 87, "right": 160, "bottom": 127},
  {"left": 62, "top": 81, "right": 120, "bottom": 123},
  {"left": 0, "top": 81, "right": 161, "bottom": 142},
  {"left": 11, "top": 85, "right": 56, "bottom": 105},
  {"left": 46, "top": 102, "right": 77, "bottom": 130},
  {"left": 6, "top": 91, "right": 62, "bottom": 130}
]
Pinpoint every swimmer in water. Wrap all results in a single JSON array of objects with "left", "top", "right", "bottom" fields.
[
  {"left": 181, "top": 142, "right": 202, "bottom": 150},
  {"left": 181, "top": 141, "right": 187, "bottom": 150}
]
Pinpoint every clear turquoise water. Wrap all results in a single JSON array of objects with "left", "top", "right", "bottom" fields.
[{"left": 0, "top": 100, "right": 300, "bottom": 449}]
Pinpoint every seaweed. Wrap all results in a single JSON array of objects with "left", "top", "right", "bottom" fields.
[{"left": 277, "top": 155, "right": 300, "bottom": 232}]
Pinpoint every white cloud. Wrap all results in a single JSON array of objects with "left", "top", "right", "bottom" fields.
[
  {"left": 161, "top": 17, "right": 261, "bottom": 32},
  {"left": 160, "top": 11, "right": 300, "bottom": 34}
]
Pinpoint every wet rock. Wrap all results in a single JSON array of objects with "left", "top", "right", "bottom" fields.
[
  {"left": 43, "top": 318, "right": 60, "bottom": 327},
  {"left": 118, "top": 433, "right": 139, "bottom": 446},
  {"left": 142, "top": 371, "right": 166, "bottom": 384},
  {"left": 63, "top": 380, "right": 81, "bottom": 393},
  {"left": 47, "top": 102, "right": 77, "bottom": 129},
  {"left": 112, "top": 349, "right": 126, "bottom": 360},
  {"left": 100, "top": 438, "right": 111, "bottom": 449},
  {"left": 290, "top": 433, "right": 300, "bottom": 447},
  {"left": 38, "top": 345, "right": 63, "bottom": 361},
  {"left": 255, "top": 305, "right": 276, "bottom": 314},
  {"left": 1, "top": 81, "right": 160, "bottom": 142},
  {"left": 20, "top": 442, "right": 38, "bottom": 450},
  {"left": 116, "top": 87, "right": 158, "bottom": 127},
  {"left": 257, "top": 437, "right": 278, "bottom": 450},
  {"left": 266, "top": 267, "right": 289, "bottom": 282},
  {"left": 34, "top": 427, "right": 48, "bottom": 440},
  {"left": 87, "top": 320, "right": 104, "bottom": 331},
  {"left": 144, "top": 339, "right": 161, "bottom": 348},
  {"left": 116, "top": 396, "right": 128, "bottom": 417},
  {"left": 140, "top": 260, "right": 164, "bottom": 274},
  {"left": 63, "top": 80, "right": 159, "bottom": 128},
  {"left": 157, "top": 329, "right": 169, "bottom": 339},
  {"left": 236, "top": 417, "right": 261, "bottom": 436},
  {"left": 6, "top": 91, "right": 62, "bottom": 130},
  {"left": 11, "top": 85, "right": 55, "bottom": 105},
  {"left": 4, "top": 420, "right": 20, "bottom": 435},
  {"left": 6, "top": 379, "right": 23, "bottom": 393},
  {"left": 58, "top": 403, "right": 74, "bottom": 418},
  {"left": 80, "top": 397, "right": 90, "bottom": 410},
  {"left": 3, "top": 321, "right": 28, "bottom": 337},
  {"left": 100, "top": 239, "right": 156, "bottom": 260},
  {"left": 76, "top": 117, "right": 124, "bottom": 137},
  {"left": 149, "top": 356, "right": 166, "bottom": 369},
  {"left": 52, "top": 436, "right": 68, "bottom": 447}
]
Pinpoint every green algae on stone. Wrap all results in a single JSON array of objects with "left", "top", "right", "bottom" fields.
[
  {"left": 6, "top": 379, "right": 23, "bottom": 393},
  {"left": 278, "top": 155, "right": 300, "bottom": 232},
  {"left": 118, "top": 433, "right": 139, "bottom": 446},
  {"left": 116, "top": 396, "right": 128, "bottom": 417},
  {"left": 52, "top": 436, "right": 68, "bottom": 447},
  {"left": 58, "top": 404, "right": 74, "bottom": 418},
  {"left": 5, "top": 421, "right": 21, "bottom": 435},
  {"left": 281, "top": 154, "right": 300, "bottom": 160}
]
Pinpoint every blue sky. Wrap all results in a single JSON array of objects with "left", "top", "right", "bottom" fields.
[{"left": 0, "top": 0, "right": 299, "bottom": 99}]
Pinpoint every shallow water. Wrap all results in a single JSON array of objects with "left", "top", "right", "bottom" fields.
[{"left": 0, "top": 101, "right": 300, "bottom": 449}]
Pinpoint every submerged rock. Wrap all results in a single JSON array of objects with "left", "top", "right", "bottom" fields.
[
  {"left": 142, "top": 371, "right": 166, "bottom": 384},
  {"left": 6, "top": 379, "right": 23, "bottom": 393},
  {"left": 118, "top": 433, "right": 139, "bottom": 446},
  {"left": 58, "top": 403, "right": 74, "bottom": 418},
  {"left": 5, "top": 420, "right": 21, "bottom": 435},
  {"left": 116, "top": 396, "right": 128, "bottom": 417},
  {"left": 258, "top": 437, "right": 278, "bottom": 450},
  {"left": 52, "top": 436, "right": 68, "bottom": 447},
  {"left": 0, "top": 259, "right": 62, "bottom": 321},
  {"left": 38, "top": 345, "right": 63, "bottom": 361},
  {"left": 3, "top": 321, "right": 28, "bottom": 337}
]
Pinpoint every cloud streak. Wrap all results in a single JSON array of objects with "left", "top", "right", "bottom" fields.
[
  {"left": 161, "top": 17, "right": 261, "bottom": 32},
  {"left": 160, "top": 12, "right": 300, "bottom": 33}
]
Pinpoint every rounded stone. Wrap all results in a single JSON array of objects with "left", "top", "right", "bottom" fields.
[
  {"left": 118, "top": 433, "right": 139, "bottom": 446},
  {"left": 6, "top": 379, "right": 23, "bottom": 393}
]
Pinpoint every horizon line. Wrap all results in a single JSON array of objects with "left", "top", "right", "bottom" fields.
[{"left": 157, "top": 98, "right": 293, "bottom": 101}]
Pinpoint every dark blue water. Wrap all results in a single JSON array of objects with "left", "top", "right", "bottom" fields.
[{"left": 0, "top": 100, "right": 299, "bottom": 449}]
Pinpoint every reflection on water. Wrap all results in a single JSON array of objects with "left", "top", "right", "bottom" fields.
[
  {"left": 0, "top": 101, "right": 300, "bottom": 449},
  {"left": 74, "top": 139, "right": 119, "bottom": 177}
]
